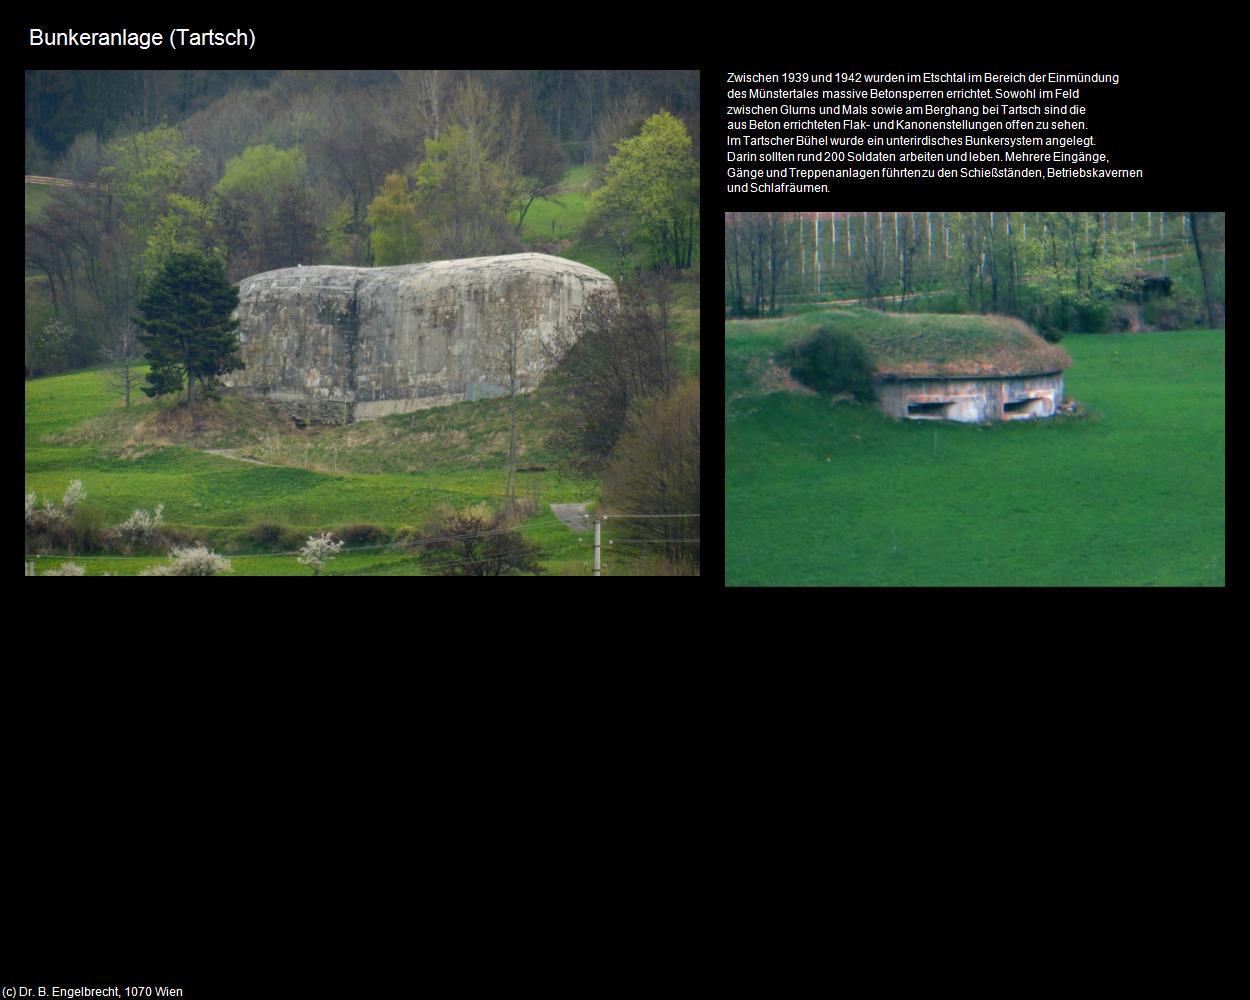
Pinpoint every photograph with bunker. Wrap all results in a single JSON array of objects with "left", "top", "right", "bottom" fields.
[
  {"left": 725, "top": 211, "right": 1225, "bottom": 587},
  {"left": 24, "top": 69, "right": 700, "bottom": 576}
]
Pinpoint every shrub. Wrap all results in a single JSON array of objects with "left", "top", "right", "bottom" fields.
[
  {"left": 61, "top": 479, "right": 87, "bottom": 514},
  {"left": 238, "top": 521, "right": 303, "bottom": 552},
  {"left": 69, "top": 504, "right": 108, "bottom": 554},
  {"left": 1073, "top": 299, "right": 1110, "bottom": 333},
  {"left": 1145, "top": 300, "right": 1202, "bottom": 331},
  {"left": 115, "top": 504, "right": 165, "bottom": 551},
  {"left": 41, "top": 562, "right": 87, "bottom": 576},
  {"left": 780, "top": 326, "right": 877, "bottom": 401},
  {"left": 419, "top": 505, "right": 545, "bottom": 576},
  {"left": 25, "top": 480, "right": 107, "bottom": 555},
  {"left": 391, "top": 526, "right": 420, "bottom": 547},
  {"left": 1107, "top": 303, "right": 1142, "bottom": 333},
  {"left": 330, "top": 523, "right": 389, "bottom": 546},
  {"left": 141, "top": 545, "right": 233, "bottom": 576}
]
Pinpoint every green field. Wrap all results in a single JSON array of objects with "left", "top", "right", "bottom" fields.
[
  {"left": 513, "top": 164, "right": 593, "bottom": 244},
  {"left": 726, "top": 317, "right": 1225, "bottom": 586},
  {"left": 24, "top": 367, "right": 634, "bottom": 576},
  {"left": 512, "top": 163, "right": 699, "bottom": 280}
]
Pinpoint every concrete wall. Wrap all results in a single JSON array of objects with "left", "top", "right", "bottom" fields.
[
  {"left": 223, "top": 253, "right": 616, "bottom": 423},
  {"left": 877, "top": 373, "right": 1065, "bottom": 422}
]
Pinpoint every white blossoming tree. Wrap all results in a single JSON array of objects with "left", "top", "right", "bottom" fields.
[
  {"left": 141, "top": 545, "right": 233, "bottom": 576},
  {"left": 116, "top": 504, "right": 165, "bottom": 549},
  {"left": 298, "top": 532, "right": 345, "bottom": 576}
]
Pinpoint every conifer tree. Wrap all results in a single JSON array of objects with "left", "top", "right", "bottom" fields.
[{"left": 135, "top": 250, "right": 242, "bottom": 403}]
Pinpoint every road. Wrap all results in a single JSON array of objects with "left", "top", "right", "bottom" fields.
[{"left": 550, "top": 503, "right": 591, "bottom": 533}]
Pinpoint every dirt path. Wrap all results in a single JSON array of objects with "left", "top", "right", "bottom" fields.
[
  {"left": 550, "top": 503, "right": 592, "bottom": 532},
  {"left": 203, "top": 448, "right": 276, "bottom": 467}
]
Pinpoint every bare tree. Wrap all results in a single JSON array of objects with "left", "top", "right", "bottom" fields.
[
  {"left": 602, "top": 380, "right": 700, "bottom": 570},
  {"left": 1188, "top": 212, "right": 1224, "bottom": 328},
  {"left": 544, "top": 280, "right": 674, "bottom": 464},
  {"left": 590, "top": 90, "right": 648, "bottom": 164},
  {"left": 478, "top": 278, "right": 542, "bottom": 515},
  {"left": 391, "top": 70, "right": 457, "bottom": 149},
  {"left": 99, "top": 320, "right": 143, "bottom": 407}
]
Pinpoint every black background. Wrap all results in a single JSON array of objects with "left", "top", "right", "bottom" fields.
[{"left": 17, "top": 23, "right": 1230, "bottom": 986}]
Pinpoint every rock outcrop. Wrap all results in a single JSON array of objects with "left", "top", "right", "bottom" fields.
[{"left": 223, "top": 253, "right": 616, "bottom": 424}]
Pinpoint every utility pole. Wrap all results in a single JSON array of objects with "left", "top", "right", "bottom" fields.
[{"left": 593, "top": 517, "right": 601, "bottom": 577}]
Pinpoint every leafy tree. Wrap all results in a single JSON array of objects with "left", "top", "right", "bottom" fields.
[
  {"left": 142, "top": 192, "right": 216, "bottom": 284},
  {"left": 366, "top": 172, "right": 426, "bottom": 265},
  {"left": 135, "top": 251, "right": 241, "bottom": 403},
  {"left": 215, "top": 143, "right": 321, "bottom": 277},
  {"left": 414, "top": 125, "right": 518, "bottom": 259},
  {"left": 589, "top": 110, "right": 699, "bottom": 277},
  {"left": 100, "top": 124, "right": 200, "bottom": 236}
]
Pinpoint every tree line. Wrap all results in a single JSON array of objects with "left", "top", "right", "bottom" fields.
[
  {"left": 26, "top": 69, "right": 700, "bottom": 377},
  {"left": 25, "top": 69, "right": 701, "bottom": 173},
  {"left": 726, "top": 211, "right": 1225, "bottom": 335}
]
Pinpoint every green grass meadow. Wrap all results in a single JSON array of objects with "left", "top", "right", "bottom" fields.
[
  {"left": 513, "top": 164, "right": 593, "bottom": 243},
  {"left": 25, "top": 367, "right": 628, "bottom": 576},
  {"left": 726, "top": 317, "right": 1225, "bottom": 586}
]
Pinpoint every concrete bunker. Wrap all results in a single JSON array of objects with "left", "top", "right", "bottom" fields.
[
  {"left": 840, "top": 311, "right": 1072, "bottom": 424},
  {"left": 222, "top": 253, "right": 616, "bottom": 424},
  {"left": 882, "top": 373, "right": 1065, "bottom": 424}
]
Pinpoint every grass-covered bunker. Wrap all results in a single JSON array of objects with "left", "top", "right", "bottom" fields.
[{"left": 816, "top": 310, "right": 1072, "bottom": 423}]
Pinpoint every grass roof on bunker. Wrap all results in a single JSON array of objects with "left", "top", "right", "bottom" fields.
[{"left": 814, "top": 309, "right": 1072, "bottom": 379}]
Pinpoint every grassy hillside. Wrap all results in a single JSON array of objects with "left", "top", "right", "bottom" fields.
[
  {"left": 726, "top": 319, "right": 1225, "bottom": 586},
  {"left": 25, "top": 367, "right": 639, "bottom": 576}
]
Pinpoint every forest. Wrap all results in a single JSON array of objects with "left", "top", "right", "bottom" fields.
[
  {"left": 725, "top": 211, "right": 1225, "bottom": 336},
  {"left": 25, "top": 69, "right": 700, "bottom": 375}
]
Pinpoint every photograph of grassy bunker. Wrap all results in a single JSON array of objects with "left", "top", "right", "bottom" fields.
[{"left": 726, "top": 211, "right": 1224, "bottom": 586}]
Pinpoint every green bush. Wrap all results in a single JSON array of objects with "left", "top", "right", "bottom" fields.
[
  {"left": 1144, "top": 299, "right": 1203, "bottom": 331},
  {"left": 1074, "top": 299, "right": 1110, "bottom": 333},
  {"left": 331, "top": 523, "right": 390, "bottom": 547},
  {"left": 237, "top": 521, "right": 304, "bottom": 553},
  {"left": 780, "top": 326, "right": 877, "bottom": 401}
]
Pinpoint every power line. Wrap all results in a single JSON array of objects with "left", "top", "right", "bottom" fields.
[
  {"left": 601, "top": 513, "right": 700, "bottom": 519},
  {"left": 606, "top": 539, "right": 700, "bottom": 544}
]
